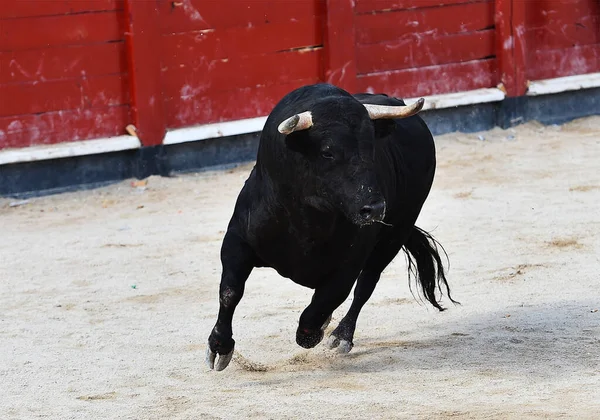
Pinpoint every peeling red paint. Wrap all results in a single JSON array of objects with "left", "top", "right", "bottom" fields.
[
  {"left": 524, "top": 0, "right": 600, "bottom": 81},
  {"left": 0, "top": 107, "right": 128, "bottom": 149},
  {"left": 0, "top": 4, "right": 129, "bottom": 151}
]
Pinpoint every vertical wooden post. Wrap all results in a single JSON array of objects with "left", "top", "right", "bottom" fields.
[
  {"left": 495, "top": 0, "right": 527, "bottom": 97},
  {"left": 495, "top": 0, "right": 514, "bottom": 95},
  {"left": 322, "top": 0, "right": 357, "bottom": 92},
  {"left": 124, "top": 0, "right": 166, "bottom": 146},
  {"left": 512, "top": 0, "right": 527, "bottom": 96}
]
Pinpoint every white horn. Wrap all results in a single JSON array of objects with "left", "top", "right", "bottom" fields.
[
  {"left": 363, "top": 98, "right": 425, "bottom": 120},
  {"left": 277, "top": 111, "right": 313, "bottom": 134}
]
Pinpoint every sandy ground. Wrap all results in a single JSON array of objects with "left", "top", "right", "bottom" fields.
[{"left": 1, "top": 117, "right": 599, "bottom": 419}]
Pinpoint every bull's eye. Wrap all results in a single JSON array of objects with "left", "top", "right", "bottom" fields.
[{"left": 321, "top": 151, "right": 334, "bottom": 160}]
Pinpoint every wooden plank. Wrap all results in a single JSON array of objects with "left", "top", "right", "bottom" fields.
[
  {"left": 162, "top": 32, "right": 222, "bottom": 68},
  {"left": 356, "top": 1, "right": 494, "bottom": 45},
  {"left": 356, "top": 59, "right": 496, "bottom": 98},
  {"left": 526, "top": 15, "right": 600, "bottom": 51},
  {"left": 0, "top": 74, "right": 129, "bottom": 117},
  {"left": 527, "top": 45, "right": 600, "bottom": 81},
  {"left": 161, "top": 17, "right": 322, "bottom": 69},
  {"left": 0, "top": 106, "right": 129, "bottom": 149},
  {"left": 356, "top": 0, "right": 482, "bottom": 14},
  {"left": 161, "top": 49, "right": 323, "bottom": 101},
  {"left": 322, "top": 0, "right": 357, "bottom": 91},
  {"left": 124, "top": 0, "right": 166, "bottom": 147},
  {"left": 524, "top": 1, "right": 600, "bottom": 28},
  {"left": 0, "top": 0, "right": 123, "bottom": 19},
  {"left": 159, "top": 0, "right": 321, "bottom": 35},
  {"left": 0, "top": 43, "right": 126, "bottom": 84},
  {"left": 0, "top": 11, "right": 124, "bottom": 52},
  {"left": 164, "top": 78, "right": 320, "bottom": 128},
  {"left": 356, "top": 29, "right": 494, "bottom": 74}
]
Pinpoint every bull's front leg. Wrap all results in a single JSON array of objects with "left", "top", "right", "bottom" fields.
[
  {"left": 206, "top": 231, "right": 256, "bottom": 371},
  {"left": 296, "top": 271, "right": 357, "bottom": 349},
  {"left": 326, "top": 268, "right": 381, "bottom": 353}
]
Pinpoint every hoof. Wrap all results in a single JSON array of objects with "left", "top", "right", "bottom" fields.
[
  {"left": 206, "top": 345, "right": 234, "bottom": 371},
  {"left": 322, "top": 315, "right": 332, "bottom": 331},
  {"left": 296, "top": 328, "right": 324, "bottom": 349},
  {"left": 326, "top": 335, "right": 354, "bottom": 354}
]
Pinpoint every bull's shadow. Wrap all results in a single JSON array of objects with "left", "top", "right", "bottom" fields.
[{"left": 314, "top": 300, "right": 600, "bottom": 376}]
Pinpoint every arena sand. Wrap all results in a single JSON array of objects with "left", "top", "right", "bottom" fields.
[{"left": 1, "top": 117, "right": 599, "bottom": 419}]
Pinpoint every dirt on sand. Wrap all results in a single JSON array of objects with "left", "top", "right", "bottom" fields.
[{"left": 1, "top": 117, "right": 599, "bottom": 419}]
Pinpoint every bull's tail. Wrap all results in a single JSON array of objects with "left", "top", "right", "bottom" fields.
[{"left": 402, "top": 226, "right": 458, "bottom": 311}]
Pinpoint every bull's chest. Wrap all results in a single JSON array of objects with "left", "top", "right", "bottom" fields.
[{"left": 250, "top": 220, "right": 367, "bottom": 289}]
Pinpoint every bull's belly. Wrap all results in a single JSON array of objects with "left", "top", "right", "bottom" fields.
[
  {"left": 279, "top": 269, "right": 321, "bottom": 289},
  {"left": 256, "top": 246, "right": 364, "bottom": 290},
  {"left": 258, "top": 256, "right": 330, "bottom": 289}
]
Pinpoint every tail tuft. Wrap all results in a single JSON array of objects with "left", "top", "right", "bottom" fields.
[{"left": 402, "top": 226, "right": 458, "bottom": 311}]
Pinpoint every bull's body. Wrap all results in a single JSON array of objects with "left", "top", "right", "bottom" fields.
[{"left": 207, "top": 84, "right": 454, "bottom": 371}]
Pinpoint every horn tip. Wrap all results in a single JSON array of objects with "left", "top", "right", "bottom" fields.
[{"left": 277, "top": 114, "right": 300, "bottom": 134}]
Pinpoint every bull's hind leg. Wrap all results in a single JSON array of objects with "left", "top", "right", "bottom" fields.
[
  {"left": 327, "top": 235, "right": 406, "bottom": 353},
  {"left": 206, "top": 231, "right": 256, "bottom": 371},
  {"left": 328, "top": 226, "right": 455, "bottom": 353}
]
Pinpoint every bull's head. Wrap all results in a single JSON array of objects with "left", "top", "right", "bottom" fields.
[{"left": 275, "top": 93, "right": 424, "bottom": 227}]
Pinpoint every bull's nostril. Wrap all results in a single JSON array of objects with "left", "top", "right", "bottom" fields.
[
  {"left": 360, "top": 200, "right": 385, "bottom": 222},
  {"left": 358, "top": 200, "right": 385, "bottom": 223},
  {"left": 359, "top": 205, "right": 374, "bottom": 220}
]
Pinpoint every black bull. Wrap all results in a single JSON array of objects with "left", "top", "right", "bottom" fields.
[{"left": 206, "top": 83, "right": 456, "bottom": 371}]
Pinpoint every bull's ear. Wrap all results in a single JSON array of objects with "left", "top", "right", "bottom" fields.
[{"left": 372, "top": 119, "right": 396, "bottom": 139}]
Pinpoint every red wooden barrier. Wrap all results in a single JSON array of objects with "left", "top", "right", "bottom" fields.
[
  {"left": 354, "top": 0, "right": 497, "bottom": 98},
  {"left": 0, "top": 1, "right": 129, "bottom": 149},
  {"left": 322, "top": 0, "right": 357, "bottom": 92},
  {"left": 1, "top": 0, "right": 599, "bottom": 153},
  {"left": 524, "top": 0, "right": 600, "bottom": 81}
]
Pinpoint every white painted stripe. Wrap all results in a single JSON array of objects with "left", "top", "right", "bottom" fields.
[
  {"left": 163, "top": 116, "right": 268, "bottom": 145},
  {"left": 406, "top": 87, "right": 506, "bottom": 111},
  {"left": 0, "top": 135, "right": 141, "bottom": 166},
  {"left": 162, "top": 88, "right": 506, "bottom": 145},
  {"left": 527, "top": 72, "right": 600, "bottom": 96}
]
